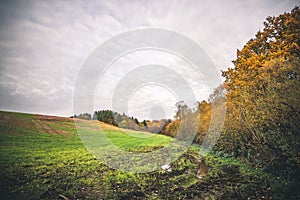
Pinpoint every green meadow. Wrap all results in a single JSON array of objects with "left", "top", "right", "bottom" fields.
[{"left": 0, "top": 111, "right": 283, "bottom": 199}]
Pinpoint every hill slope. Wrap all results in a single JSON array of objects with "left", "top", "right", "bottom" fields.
[{"left": 0, "top": 111, "right": 274, "bottom": 199}]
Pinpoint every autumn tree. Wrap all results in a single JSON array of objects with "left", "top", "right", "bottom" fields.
[
  {"left": 221, "top": 7, "right": 300, "bottom": 173},
  {"left": 175, "top": 101, "right": 188, "bottom": 120},
  {"left": 194, "top": 100, "right": 211, "bottom": 143}
]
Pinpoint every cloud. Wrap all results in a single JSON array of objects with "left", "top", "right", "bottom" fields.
[{"left": 0, "top": 0, "right": 298, "bottom": 118}]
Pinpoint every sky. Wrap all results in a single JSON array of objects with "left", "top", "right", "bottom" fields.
[{"left": 0, "top": 0, "right": 298, "bottom": 120}]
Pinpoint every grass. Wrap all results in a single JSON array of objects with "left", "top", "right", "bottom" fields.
[
  {"left": 0, "top": 111, "right": 277, "bottom": 199},
  {"left": 100, "top": 129, "right": 172, "bottom": 151}
]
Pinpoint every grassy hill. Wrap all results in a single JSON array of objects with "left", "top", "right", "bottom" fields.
[{"left": 0, "top": 111, "right": 275, "bottom": 199}]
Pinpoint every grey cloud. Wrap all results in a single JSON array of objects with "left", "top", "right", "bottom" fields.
[{"left": 0, "top": 0, "right": 298, "bottom": 117}]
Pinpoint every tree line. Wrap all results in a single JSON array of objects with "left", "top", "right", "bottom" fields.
[
  {"left": 163, "top": 7, "right": 300, "bottom": 198},
  {"left": 73, "top": 110, "right": 171, "bottom": 133}
]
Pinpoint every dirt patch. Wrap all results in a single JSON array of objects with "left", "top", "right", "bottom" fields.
[
  {"left": 34, "top": 115, "right": 74, "bottom": 122},
  {"left": 0, "top": 111, "right": 36, "bottom": 135},
  {"left": 33, "top": 119, "right": 69, "bottom": 136},
  {"left": 33, "top": 114, "right": 76, "bottom": 136}
]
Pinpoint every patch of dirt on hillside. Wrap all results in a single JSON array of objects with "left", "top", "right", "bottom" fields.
[
  {"left": 33, "top": 115, "right": 76, "bottom": 136},
  {"left": 0, "top": 111, "right": 36, "bottom": 135},
  {"left": 34, "top": 115, "right": 73, "bottom": 122}
]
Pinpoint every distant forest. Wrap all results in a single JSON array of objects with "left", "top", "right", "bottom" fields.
[{"left": 72, "top": 109, "right": 171, "bottom": 134}]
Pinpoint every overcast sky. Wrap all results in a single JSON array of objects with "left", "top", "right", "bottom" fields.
[{"left": 0, "top": 0, "right": 298, "bottom": 120}]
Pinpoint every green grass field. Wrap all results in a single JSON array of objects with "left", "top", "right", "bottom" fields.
[{"left": 0, "top": 111, "right": 276, "bottom": 199}]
